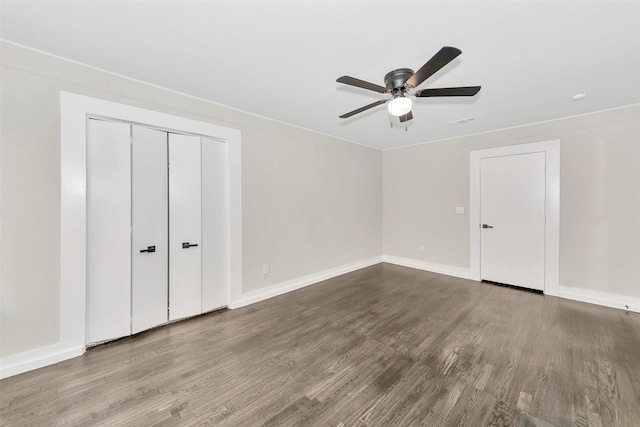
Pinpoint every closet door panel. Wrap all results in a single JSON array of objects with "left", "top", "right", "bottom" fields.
[
  {"left": 201, "top": 138, "right": 228, "bottom": 312},
  {"left": 169, "top": 134, "right": 202, "bottom": 320},
  {"left": 87, "top": 119, "right": 131, "bottom": 343},
  {"left": 131, "top": 126, "right": 169, "bottom": 334}
]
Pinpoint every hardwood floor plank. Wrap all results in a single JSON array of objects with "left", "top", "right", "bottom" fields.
[{"left": 443, "top": 383, "right": 497, "bottom": 427}]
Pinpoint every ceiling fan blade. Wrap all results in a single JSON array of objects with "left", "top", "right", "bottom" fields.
[
  {"left": 339, "top": 99, "right": 388, "bottom": 118},
  {"left": 399, "top": 111, "right": 413, "bottom": 123},
  {"left": 405, "top": 46, "right": 462, "bottom": 88},
  {"left": 337, "top": 76, "right": 388, "bottom": 94},
  {"left": 415, "top": 86, "right": 481, "bottom": 97}
]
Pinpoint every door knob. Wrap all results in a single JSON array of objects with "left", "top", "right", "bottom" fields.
[
  {"left": 140, "top": 245, "right": 156, "bottom": 253},
  {"left": 182, "top": 242, "right": 199, "bottom": 249},
  {"left": 482, "top": 224, "right": 494, "bottom": 229}
]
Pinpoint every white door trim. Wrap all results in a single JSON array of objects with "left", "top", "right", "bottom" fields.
[
  {"left": 469, "top": 140, "right": 560, "bottom": 296},
  {"left": 60, "top": 91, "right": 242, "bottom": 360}
]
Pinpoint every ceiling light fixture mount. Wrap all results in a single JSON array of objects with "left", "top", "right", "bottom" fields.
[
  {"left": 384, "top": 68, "right": 414, "bottom": 91},
  {"left": 572, "top": 93, "right": 587, "bottom": 101}
]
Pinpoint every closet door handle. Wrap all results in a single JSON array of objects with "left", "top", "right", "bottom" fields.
[
  {"left": 182, "top": 242, "right": 199, "bottom": 249},
  {"left": 140, "top": 245, "right": 156, "bottom": 253}
]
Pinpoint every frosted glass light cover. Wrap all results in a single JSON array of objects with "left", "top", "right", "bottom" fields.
[{"left": 388, "top": 97, "right": 412, "bottom": 116}]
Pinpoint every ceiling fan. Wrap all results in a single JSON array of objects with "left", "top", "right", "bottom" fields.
[{"left": 337, "top": 46, "right": 481, "bottom": 123}]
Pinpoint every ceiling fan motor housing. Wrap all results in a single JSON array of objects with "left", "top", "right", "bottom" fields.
[{"left": 384, "top": 68, "right": 414, "bottom": 92}]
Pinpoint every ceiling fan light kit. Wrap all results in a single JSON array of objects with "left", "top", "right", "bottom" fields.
[
  {"left": 337, "top": 46, "right": 481, "bottom": 125},
  {"left": 388, "top": 96, "right": 412, "bottom": 116}
]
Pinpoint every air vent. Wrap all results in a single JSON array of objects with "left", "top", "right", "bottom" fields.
[{"left": 448, "top": 117, "right": 476, "bottom": 125}]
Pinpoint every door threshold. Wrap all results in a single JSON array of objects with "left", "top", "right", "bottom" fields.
[{"left": 482, "top": 280, "right": 543, "bottom": 294}]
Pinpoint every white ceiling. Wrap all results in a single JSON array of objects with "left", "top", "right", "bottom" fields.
[{"left": 2, "top": 1, "right": 639, "bottom": 150}]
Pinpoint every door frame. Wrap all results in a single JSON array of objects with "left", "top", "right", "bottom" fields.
[
  {"left": 469, "top": 140, "right": 560, "bottom": 296},
  {"left": 60, "top": 91, "right": 242, "bottom": 360}
]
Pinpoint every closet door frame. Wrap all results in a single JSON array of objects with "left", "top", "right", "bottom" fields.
[{"left": 60, "top": 92, "right": 242, "bottom": 361}]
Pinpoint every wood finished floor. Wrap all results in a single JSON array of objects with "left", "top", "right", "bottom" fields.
[{"left": 2, "top": 263, "right": 639, "bottom": 426}]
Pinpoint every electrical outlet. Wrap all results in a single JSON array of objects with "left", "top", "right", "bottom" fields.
[
  {"left": 419, "top": 245, "right": 425, "bottom": 252},
  {"left": 456, "top": 207, "right": 465, "bottom": 214},
  {"left": 262, "top": 264, "right": 269, "bottom": 274}
]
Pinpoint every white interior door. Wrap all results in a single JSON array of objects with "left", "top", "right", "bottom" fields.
[
  {"left": 131, "top": 126, "right": 169, "bottom": 334},
  {"left": 169, "top": 134, "right": 202, "bottom": 320},
  {"left": 201, "top": 138, "right": 228, "bottom": 312},
  {"left": 87, "top": 119, "right": 131, "bottom": 343},
  {"left": 480, "top": 152, "right": 546, "bottom": 290}
]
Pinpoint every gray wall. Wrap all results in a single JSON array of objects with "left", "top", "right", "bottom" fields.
[
  {"left": 0, "top": 43, "right": 382, "bottom": 358},
  {"left": 384, "top": 105, "right": 640, "bottom": 299}
]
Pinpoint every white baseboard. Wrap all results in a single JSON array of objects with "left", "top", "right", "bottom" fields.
[
  {"left": 382, "top": 257, "right": 639, "bottom": 314},
  {"left": 1, "top": 258, "right": 383, "bottom": 379},
  {"left": 382, "top": 255, "right": 471, "bottom": 280},
  {"left": 0, "top": 343, "right": 60, "bottom": 379},
  {"left": 229, "top": 256, "right": 383, "bottom": 309},
  {"left": 559, "top": 286, "right": 640, "bottom": 314},
  {"left": 1, "top": 344, "right": 86, "bottom": 380},
  {"left": 5, "top": 262, "right": 636, "bottom": 380},
  {"left": 58, "top": 345, "right": 86, "bottom": 363}
]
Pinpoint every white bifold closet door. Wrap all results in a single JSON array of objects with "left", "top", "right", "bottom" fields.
[
  {"left": 88, "top": 120, "right": 228, "bottom": 344},
  {"left": 169, "top": 134, "right": 202, "bottom": 321},
  {"left": 131, "top": 126, "right": 169, "bottom": 334},
  {"left": 87, "top": 119, "right": 132, "bottom": 343}
]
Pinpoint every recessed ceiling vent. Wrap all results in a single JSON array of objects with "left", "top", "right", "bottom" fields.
[{"left": 448, "top": 117, "right": 476, "bottom": 125}]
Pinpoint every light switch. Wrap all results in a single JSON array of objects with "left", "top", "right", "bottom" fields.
[{"left": 456, "top": 207, "right": 465, "bottom": 214}]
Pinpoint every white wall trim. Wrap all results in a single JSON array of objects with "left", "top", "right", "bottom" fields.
[
  {"left": 5, "top": 257, "right": 380, "bottom": 378},
  {"left": 382, "top": 256, "right": 640, "bottom": 315},
  {"left": 229, "top": 257, "right": 383, "bottom": 309},
  {"left": 469, "top": 140, "right": 560, "bottom": 296},
  {"left": 0, "top": 344, "right": 60, "bottom": 379},
  {"left": 383, "top": 104, "right": 640, "bottom": 152},
  {"left": 382, "top": 255, "right": 471, "bottom": 279},
  {"left": 6, "top": 264, "right": 635, "bottom": 380},
  {"left": 1, "top": 40, "right": 369, "bottom": 150},
  {"left": 60, "top": 91, "right": 242, "bottom": 360},
  {"left": 559, "top": 286, "right": 640, "bottom": 314},
  {"left": 0, "top": 343, "right": 85, "bottom": 379}
]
